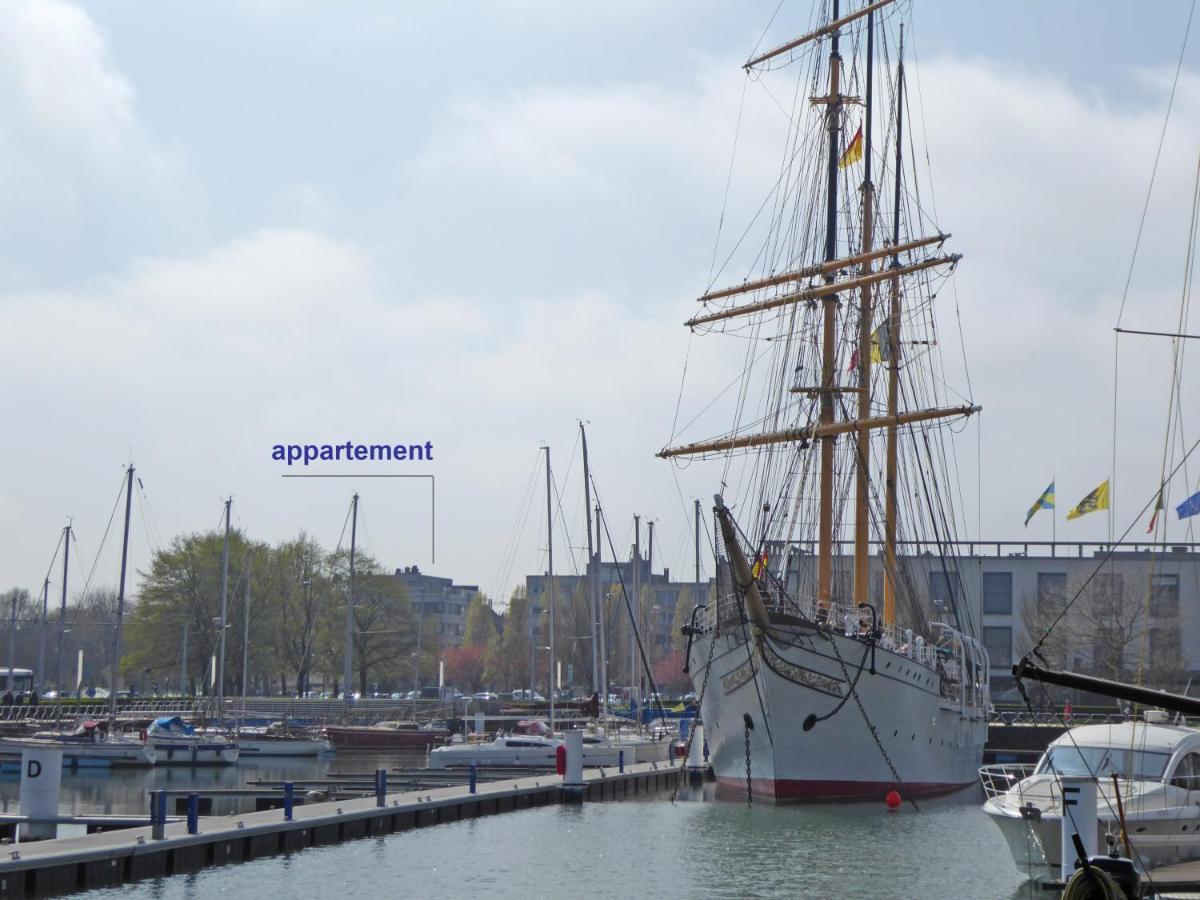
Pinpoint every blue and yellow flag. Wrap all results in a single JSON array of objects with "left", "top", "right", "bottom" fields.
[
  {"left": 1067, "top": 479, "right": 1110, "bottom": 521},
  {"left": 1024, "top": 481, "right": 1055, "bottom": 527}
]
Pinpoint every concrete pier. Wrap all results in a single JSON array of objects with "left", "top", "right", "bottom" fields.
[{"left": 0, "top": 760, "right": 683, "bottom": 897}]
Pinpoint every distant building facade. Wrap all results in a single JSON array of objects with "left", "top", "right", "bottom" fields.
[
  {"left": 392, "top": 565, "right": 480, "bottom": 648},
  {"left": 778, "top": 540, "right": 1200, "bottom": 694}
]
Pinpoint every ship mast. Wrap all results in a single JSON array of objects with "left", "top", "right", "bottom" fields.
[
  {"left": 816, "top": 0, "right": 844, "bottom": 609},
  {"left": 882, "top": 27, "right": 906, "bottom": 627},
  {"left": 852, "top": 7, "right": 876, "bottom": 607}
]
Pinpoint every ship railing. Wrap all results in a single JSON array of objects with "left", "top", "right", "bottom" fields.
[
  {"left": 978, "top": 763, "right": 1037, "bottom": 802},
  {"left": 704, "top": 592, "right": 990, "bottom": 713}
]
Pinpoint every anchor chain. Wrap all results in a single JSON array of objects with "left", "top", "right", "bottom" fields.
[
  {"left": 743, "top": 713, "right": 754, "bottom": 806},
  {"left": 827, "top": 631, "right": 919, "bottom": 812}
]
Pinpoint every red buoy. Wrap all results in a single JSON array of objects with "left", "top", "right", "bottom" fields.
[{"left": 885, "top": 790, "right": 902, "bottom": 810}]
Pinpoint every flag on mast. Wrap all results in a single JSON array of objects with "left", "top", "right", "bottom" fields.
[
  {"left": 1177, "top": 489, "right": 1200, "bottom": 520},
  {"left": 1067, "top": 479, "right": 1110, "bottom": 521},
  {"left": 1024, "top": 481, "right": 1055, "bottom": 527},
  {"left": 838, "top": 124, "right": 864, "bottom": 169},
  {"left": 1148, "top": 488, "right": 1164, "bottom": 533}
]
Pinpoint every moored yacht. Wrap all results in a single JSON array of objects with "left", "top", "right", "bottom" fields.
[{"left": 982, "top": 722, "right": 1200, "bottom": 871}]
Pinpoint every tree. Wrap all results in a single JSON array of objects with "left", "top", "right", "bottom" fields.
[
  {"left": 123, "top": 529, "right": 266, "bottom": 696},
  {"left": 463, "top": 593, "right": 497, "bottom": 647},
  {"left": 443, "top": 645, "right": 486, "bottom": 692},
  {"left": 483, "top": 587, "right": 531, "bottom": 690}
]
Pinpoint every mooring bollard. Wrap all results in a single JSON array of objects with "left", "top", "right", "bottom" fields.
[
  {"left": 151, "top": 790, "right": 166, "bottom": 840},
  {"left": 186, "top": 793, "right": 199, "bottom": 834},
  {"left": 618, "top": 749, "right": 624, "bottom": 773},
  {"left": 375, "top": 769, "right": 387, "bottom": 808},
  {"left": 562, "top": 730, "right": 585, "bottom": 804},
  {"left": 283, "top": 782, "right": 294, "bottom": 822},
  {"left": 19, "top": 747, "right": 63, "bottom": 841},
  {"left": 469, "top": 763, "right": 477, "bottom": 795}
]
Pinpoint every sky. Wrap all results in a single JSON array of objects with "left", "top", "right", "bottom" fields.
[{"left": 3, "top": 0, "right": 1200, "bottom": 609}]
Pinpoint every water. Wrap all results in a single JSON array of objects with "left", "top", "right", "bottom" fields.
[
  {"left": 67, "top": 779, "right": 1051, "bottom": 899},
  {"left": 0, "top": 752, "right": 425, "bottom": 818}
]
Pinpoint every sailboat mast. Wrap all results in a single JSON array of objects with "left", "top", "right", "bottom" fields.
[
  {"left": 217, "top": 497, "right": 231, "bottom": 720},
  {"left": 580, "top": 423, "right": 600, "bottom": 696},
  {"left": 543, "top": 447, "right": 556, "bottom": 730},
  {"left": 37, "top": 577, "right": 48, "bottom": 695},
  {"left": 632, "top": 514, "right": 640, "bottom": 715},
  {"left": 883, "top": 27, "right": 906, "bottom": 627},
  {"left": 55, "top": 524, "right": 69, "bottom": 699},
  {"left": 344, "top": 493, "right": 358, "bottom": 705},
  {"left": 241, "top": 553, "right": 252, "bottom": 724},
  {"left": 817, "top": 0, "right": 844, "bottom": 607},
  {"left": 853, "top": 8, "right": 877, "bottom": 606},
  {"left": 595, "top": 503, "right": 609, "bottom": 720},
  {"left": 109, "top": 464, "right": 134, "bottom": 722}
]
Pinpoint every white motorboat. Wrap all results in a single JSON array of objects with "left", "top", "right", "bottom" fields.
[
  {"left": 982, "top": 722, "right": 1200, "bottom": 872},
  {"left": 0, "top": 720, "right": 156, "bottom": 767},
  {"left": 428, "top": 729, "right": 626, "bottom": 769},
  {"left": 146, "top": 716, "right": 238, "bottom": 765}
]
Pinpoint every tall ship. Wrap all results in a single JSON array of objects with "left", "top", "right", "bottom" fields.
[{"left": 661, "top": 0, "right": 989, "bottom": 802}]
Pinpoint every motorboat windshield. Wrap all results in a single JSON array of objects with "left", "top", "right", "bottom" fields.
[{"left": 1037, "top": 744, "right": 1171, "bottom": 781}]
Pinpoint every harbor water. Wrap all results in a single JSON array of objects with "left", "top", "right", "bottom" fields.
[{"left": 57, "top": 774, "right": 1047, "bottom": 899}]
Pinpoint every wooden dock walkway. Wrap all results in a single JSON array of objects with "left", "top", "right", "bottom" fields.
[{"left": 0, "top": 760, "right": 686, "bottom": 897}]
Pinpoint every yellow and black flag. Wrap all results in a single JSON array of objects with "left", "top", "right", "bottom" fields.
[{"left": 1067, "top": 479, "right": 1110, "bottom": 521}]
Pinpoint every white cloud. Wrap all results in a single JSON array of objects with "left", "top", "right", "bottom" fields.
[{"left": 0, "top": 0, "right": 157, "bottom": 201}]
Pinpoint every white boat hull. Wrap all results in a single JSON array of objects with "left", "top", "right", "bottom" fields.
[
  {"left": 0, "top": 737, "right": 156, "bottom": 767},
  {"left": 691, "top": 624, "right": 987, "bottom": 802},
  {"left": 148, "top": 739, "right": 238, "bottom": 765},
  {"left": 237, "top": 737, "right": 333, "bottom": 757}
]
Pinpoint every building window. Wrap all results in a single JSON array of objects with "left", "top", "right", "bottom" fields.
[
  {"left": 928, "top": 571, "right": 960, "bottom": 610},
  {"left": 1150, "top": 626, "right": 1177, "bottom": 659},
  {"left": 982, "top": 626, "right": 1011, "bottom": 669},
  {"left": 982, "top": 572, "right": 1012, "bottom": 615},
  {"left": 1037, "top": 573, "right": 1067, "bottom": 613},
  {"left": 1152, "top": 574, "right": 1180, "bottom": 618}
]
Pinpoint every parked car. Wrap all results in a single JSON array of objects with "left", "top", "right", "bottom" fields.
[{"left": 472, "top": 692, "right": 499, "bottom": 702}]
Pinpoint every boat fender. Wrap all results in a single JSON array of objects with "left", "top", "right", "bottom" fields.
[{"left": 555, "top": 744, "right": 566, "bottom": 776}]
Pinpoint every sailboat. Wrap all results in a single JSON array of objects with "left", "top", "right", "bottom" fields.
[{"left": 661, "top": 1, "right": 989, "bottom": 802}]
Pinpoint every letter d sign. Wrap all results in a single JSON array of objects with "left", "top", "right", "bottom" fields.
[{"left": 26, "top": 760, "right": 40, "bottom": 779}]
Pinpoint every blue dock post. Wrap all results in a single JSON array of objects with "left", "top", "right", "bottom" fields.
[
  {"left": 375, "top": 769, "right": 387, "bottom": 807},
  {"left": 150, "top": 790, "right": 165, "bottom": 840},
  {"left": 469, "top": 763, "right": 477, "bottom": 795},
  {"left": 618, "top": 750, "right": 624, "bottom": 773},
  {"left": 186, "top": 793, "right": 199, "bottom": 834},
  {"left": 283, "top": 782, "right": 294, "bottom": 821}
]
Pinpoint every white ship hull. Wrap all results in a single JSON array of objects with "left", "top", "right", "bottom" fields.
[{"left": 691, "top": 618, "right": 987, "bottom": 802}]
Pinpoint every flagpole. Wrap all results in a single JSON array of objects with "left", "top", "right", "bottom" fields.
[{"left": 1052, "top": 474, "right": 1056, "bottom": 548}]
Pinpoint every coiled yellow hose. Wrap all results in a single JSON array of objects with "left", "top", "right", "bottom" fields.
[{"left": 1061, "top": 865, "right": 1126, "bottom": 900}]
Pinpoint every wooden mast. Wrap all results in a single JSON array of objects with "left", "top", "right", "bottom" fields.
[
  {"left": 883, "top": 27, "right": 906, "bottom": 627},
  {"left": 817, "top": 0, "right": 843, "bottom": 610},
  {"left": 853, "top": 7, "right": 876, "bottom": 607}
]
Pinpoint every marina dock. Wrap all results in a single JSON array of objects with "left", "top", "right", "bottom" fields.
[{"left": 0, "top": 759, "right": 684, "bottom": 897}]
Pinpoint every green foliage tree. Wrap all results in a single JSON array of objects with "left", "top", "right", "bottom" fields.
[
  {"left": 484, "top": 587, "right": 531, "bottom": 690},
  {"left": 462, "top": 593, "right": 497, "bottom": 647}
]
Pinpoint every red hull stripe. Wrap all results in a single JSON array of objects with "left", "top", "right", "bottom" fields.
[{"left": 715, "top": 775, "right": 975, "bottom": 803}]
